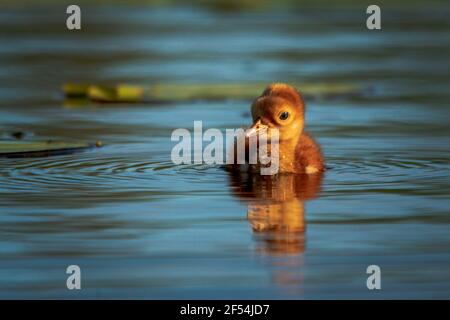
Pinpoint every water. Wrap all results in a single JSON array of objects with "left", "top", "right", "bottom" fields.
[{"left": 0, "top": 4, "right": 449, "bottom": 299}]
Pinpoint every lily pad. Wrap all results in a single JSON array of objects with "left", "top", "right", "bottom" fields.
[
  {"left": 88, "top": 85, "right": 144, "bottom": 103},
  {"left": 0, "top": 140, "right": 102, "bottom": 158},
  {"left": 63, "top": 82, "right": 362, "bottom": 104},
  {"left": 62, "top": 83, "right": 91, "bottom": 97},
  {"left": 147, "top": 83, "right": 360, "bottom": 101}
]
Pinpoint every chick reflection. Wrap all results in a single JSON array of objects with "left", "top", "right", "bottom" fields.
[{"left": 228, "top": 171, "right": 323, "bottom": 256}]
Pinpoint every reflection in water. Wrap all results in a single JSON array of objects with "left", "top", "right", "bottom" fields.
[
  {"left": 228, "top": 171, "right": 323, "bottom": 255},
  {"left": 228, "top": 170, "right": 323, "bottom": 288},
  {"left": 249, "top": 198, "right": 306, "bottom": 255}
]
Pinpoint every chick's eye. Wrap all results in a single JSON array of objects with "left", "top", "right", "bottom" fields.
[{"left": 279, "top": 111, "right": 289, "bottom": 121}]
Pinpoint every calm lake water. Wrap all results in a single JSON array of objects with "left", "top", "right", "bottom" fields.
[{"left": 0, "top": 4, "right": 449, "bottom": 299}]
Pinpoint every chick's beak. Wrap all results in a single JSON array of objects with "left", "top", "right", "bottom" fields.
[{"left": 246, "top": 119, "right": 268, "bottom": 138}]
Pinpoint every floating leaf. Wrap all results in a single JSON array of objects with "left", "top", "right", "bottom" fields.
[
  {"left": 148, "top": 83, "right": 360, "bottom": 101},
  {"left": 63, "top": 82, "right": 362, "bottom": 104},
  {"left": 62, "top": 83, "right": 90, "bottom": 97},
  {"left": 0, "top": 140, "right": 101, "bottom": 158},
  {"left": 88, "top": 85, "right": 144, "bottom": 103}
]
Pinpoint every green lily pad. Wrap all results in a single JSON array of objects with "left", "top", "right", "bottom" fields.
[
  {"left": 88, "top": 85, "right": 144, "bottom": 103},
  {"left": 0, "top": 140, "right": 102, "bottom": 158},
  {"left": 63, "top": 82, "right": 362, "bottom": 103},
  {"left": 62, "top": 83, "right": 91, "bottom": 97},
  {"left": 147, "top": 83, "right": 360, "bottom": 101}
]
